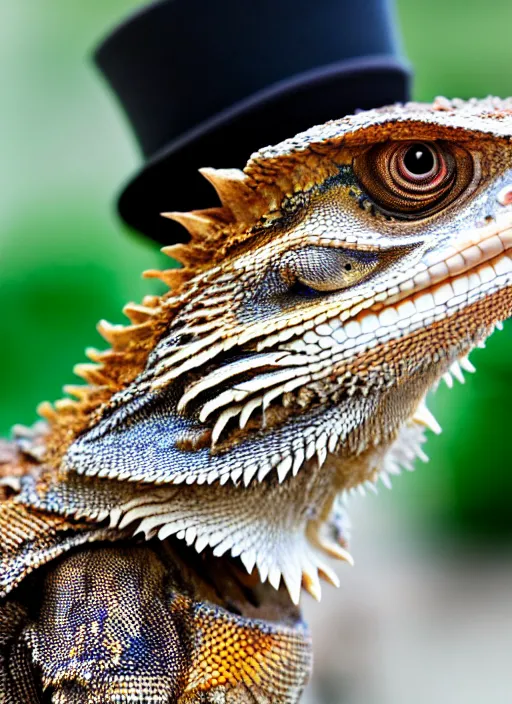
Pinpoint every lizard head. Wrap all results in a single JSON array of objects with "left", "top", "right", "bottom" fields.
[{"left": 36, "top": 97, "right": 512, "bottom": 603}]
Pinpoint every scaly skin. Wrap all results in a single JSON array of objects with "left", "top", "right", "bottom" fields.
[{"left": 1, "top": 97, "right": 511, "bottom": 703}]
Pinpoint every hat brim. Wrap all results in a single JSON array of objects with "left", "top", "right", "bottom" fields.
[{"left": 117, "top": 55, "right": 411, "bottom": 244}]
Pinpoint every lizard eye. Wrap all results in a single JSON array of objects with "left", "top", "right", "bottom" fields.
[
  {"left": 281, "top": 246, "right": 380, "bottom": 295},
  {"left": 354, "top": 140, "right": 473, "bottom": 216}
]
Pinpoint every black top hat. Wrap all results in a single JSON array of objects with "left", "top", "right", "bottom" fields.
[{"left": 95, "top": 0, "right": 411, "bottom": 245}]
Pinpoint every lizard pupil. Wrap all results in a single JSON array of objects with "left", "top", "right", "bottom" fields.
[{"left": 402, "top": 143, "right": 436, "bottom": 178}]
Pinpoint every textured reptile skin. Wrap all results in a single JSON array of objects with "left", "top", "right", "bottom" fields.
[{"left": 1, "top": 97, "right": 511, "bottom": 702}]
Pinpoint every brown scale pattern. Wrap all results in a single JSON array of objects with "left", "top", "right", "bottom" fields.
[
  {"left": 0, "top": 499, "right": 126, "bottom": 598},
  {"left": 182, "top": 598, "right": 310, "bottom": 698}
]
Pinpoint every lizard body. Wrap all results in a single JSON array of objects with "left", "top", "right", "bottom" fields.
[{"left": 1, "top": 96, "right": 511, "bottom": 702}]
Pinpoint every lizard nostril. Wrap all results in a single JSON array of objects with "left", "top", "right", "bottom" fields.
[{"left": 497, "top": 185, "right": 512, "bottom": 206}]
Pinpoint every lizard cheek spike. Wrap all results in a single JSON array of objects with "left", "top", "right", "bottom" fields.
[{"left": 2, "top": 97, "right": 512, "bottom": 704}]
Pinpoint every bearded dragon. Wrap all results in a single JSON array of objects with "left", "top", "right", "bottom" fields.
[{"left": 1, "top": 97, "right": 511, "bottom": 704}]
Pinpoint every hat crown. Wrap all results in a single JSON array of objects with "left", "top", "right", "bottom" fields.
[
  {"left": 96, "top": 0, "right": 403, "bottom": 158},
  {"left": 95, "top": 0, "right": 411, "bottom": 242}
]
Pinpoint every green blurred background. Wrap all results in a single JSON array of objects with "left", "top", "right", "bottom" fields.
[{"left": 1, "top": 0, "right": 511, "bottom": 548}]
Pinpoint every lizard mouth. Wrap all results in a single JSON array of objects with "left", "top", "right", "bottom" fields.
[
  {"left": 69, "top": 214, "right": 512, "bottom": 493},
  {"left": 366, "top": 216, "right": 512, "bottom": 341}
]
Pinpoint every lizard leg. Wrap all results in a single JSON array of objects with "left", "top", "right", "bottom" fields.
[{"left": 22, "top": 542, "right": 312, "bottom": 703}]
